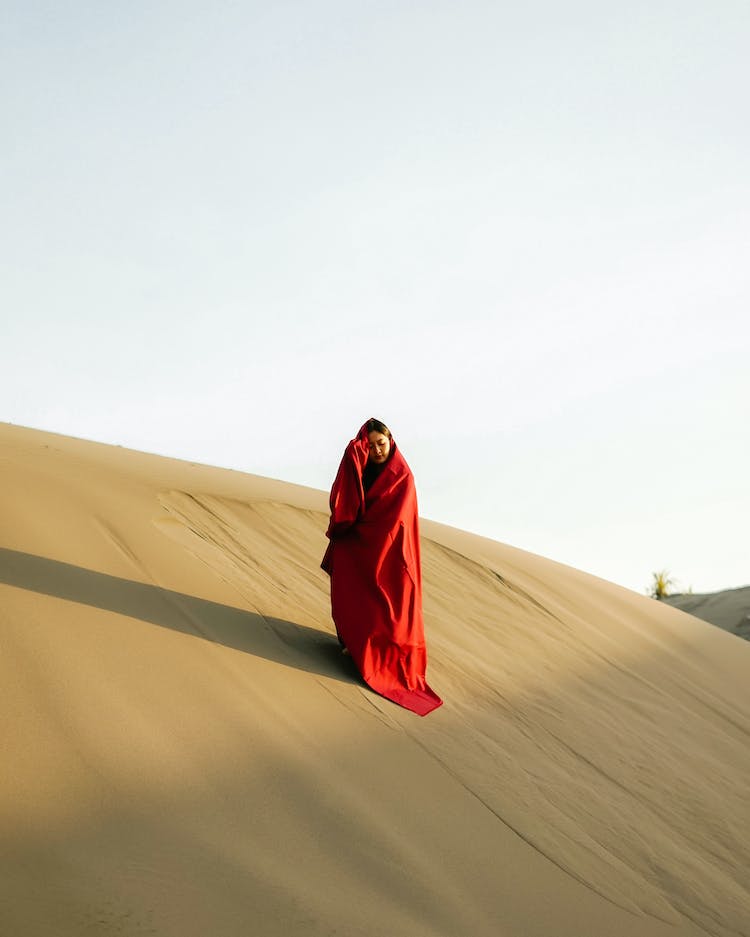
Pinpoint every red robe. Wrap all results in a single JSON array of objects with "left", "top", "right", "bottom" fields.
[{"left": 321, "top": 422, "right": 442, "bottom": 716}]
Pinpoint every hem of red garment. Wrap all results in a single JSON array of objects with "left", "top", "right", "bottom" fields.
[{"left": 367, "top": 681, "right": 443, "bottom": 716}]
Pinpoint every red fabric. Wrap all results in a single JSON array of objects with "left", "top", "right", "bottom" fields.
[{"left": 321, "top": 422, "right": 442, "bottom": 716}]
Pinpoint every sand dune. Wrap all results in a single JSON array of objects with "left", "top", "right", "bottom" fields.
[
  {"left": 665, "top": 588, "right": 750, "bottom": 641},
  {"left": 1, "top": 423, "right": 748, "bottom": 937}
]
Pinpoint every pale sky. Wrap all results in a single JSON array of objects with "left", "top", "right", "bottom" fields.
[{"left": 3, "top": 1, "right": 748, "bottom": 595}]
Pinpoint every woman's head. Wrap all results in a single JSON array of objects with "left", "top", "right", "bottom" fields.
[{"left": 366, "top": 417, "right": 391, "bottom": 464}]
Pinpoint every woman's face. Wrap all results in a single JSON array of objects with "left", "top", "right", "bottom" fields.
[{"left": 368, "top": 431, "right": 391, "bottom": 464}]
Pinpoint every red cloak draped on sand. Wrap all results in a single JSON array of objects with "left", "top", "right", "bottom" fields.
[{"left": 321, "top": 422, "right": 442, "bottom": 716}]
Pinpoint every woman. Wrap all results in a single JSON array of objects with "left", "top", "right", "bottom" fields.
[{"left": 321, "top": 418, "right": 442, "bottom": 716}]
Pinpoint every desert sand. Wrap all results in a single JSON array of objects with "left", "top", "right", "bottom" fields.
[
  {"left": 665, "top": 588, "right": 750, "bottom": 642},
  {"left": 1, "top": 422, "right": 748, "bottom": 937}
]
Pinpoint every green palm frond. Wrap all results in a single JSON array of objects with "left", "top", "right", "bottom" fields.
[{"left": 649, "top": 569, "right": 675, "bottom": 600}]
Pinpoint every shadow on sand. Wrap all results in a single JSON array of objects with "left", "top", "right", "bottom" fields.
[{"left": 0, "top": 547, "right": 357, "bottom": 684}]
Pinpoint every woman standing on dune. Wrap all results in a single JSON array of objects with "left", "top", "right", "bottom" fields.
[{"left": 321, "top": 418, "right": 442, "bottom": 716}]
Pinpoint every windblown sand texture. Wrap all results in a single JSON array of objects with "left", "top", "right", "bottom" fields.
[{"left": 2, "top": 423, "right": 749, "bottom": 937}]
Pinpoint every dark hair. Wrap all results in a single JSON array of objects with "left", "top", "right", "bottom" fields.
[{"left": 366, "top": 417, "right": 391, "bottom": 437}]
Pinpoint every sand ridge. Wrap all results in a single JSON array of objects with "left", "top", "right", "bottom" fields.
[{"left": 1, "top": 423, "right": 748, "bottom": 937}]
